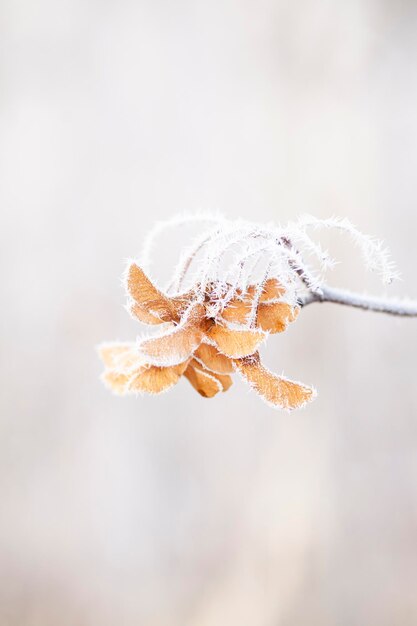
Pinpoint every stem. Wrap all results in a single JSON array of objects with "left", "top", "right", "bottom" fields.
[{"left": 300, "top": 285, "right": 417, "bottom": 317}]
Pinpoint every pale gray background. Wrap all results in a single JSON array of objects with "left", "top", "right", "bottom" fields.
[{"left": 1, "top": 1, "right": 417, "bottom": 624}]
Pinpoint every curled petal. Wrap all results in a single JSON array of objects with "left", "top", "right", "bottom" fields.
[
  {"left": 98, "top": 342, "right": 147, "bottom": 372},
  {"left": 101, "top": 370, "right": 131, "bottom": 395},
  {"left": 246, "top": 278, "right": 286, "bottom": 302},
  {"left": 139, "top": 303, "right": 205, "bottom": 365},
  {"left": 128, "top": 361, "right": 189, "bottom": 394},
  {"left": 184, "top": 363, "right": 221, "bottom": 398},
  {"left": 126, "top": 263, "right": 189, "bottom": 324},
  {"left": 221, "top": 297, "right": 252, "bottom": 325},
  {"left": 207, "top": 324, "right": 266, "bottom": 358},
  {"left": 98, "top": 342, "right": 133, "bottom": 368},
  {"left": 233, "top": 353, "right": 316, "bottom": 410},
  {"left": 214, "top": 371, "right": 233, "bottom": 392},
  {"left": 259, "top": 278, "right": 286, "bottom": 302},
  {"left": 194, "top": 342, "right": 234, "bottom": 374},
  {"left": 221, "top": 279, "right": 288, "bottom": 327},
  {"left": 184, "top": 359, "right": 232, "bottom": 398},
  {"left": 129, "top": 303, "right": 164, "bottom": 325},
  {"left": 257, "top": 303, "right": 299, "bottom": 333}
]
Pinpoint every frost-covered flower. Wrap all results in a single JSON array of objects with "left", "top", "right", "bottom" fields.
[
  {"left": 99, "top": 263, "right": 313, "bottom": 409},
  {"left": 98, "top": 214, "right": 397, "bottom": 410}
]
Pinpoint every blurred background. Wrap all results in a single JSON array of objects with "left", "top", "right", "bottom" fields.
[{"left": 1, "top": 0, "right": 417, "bottom": 624}]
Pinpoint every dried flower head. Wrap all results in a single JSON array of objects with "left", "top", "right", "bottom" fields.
[{"left": 98, "top": 214, "right": 399, "bottom": 410}]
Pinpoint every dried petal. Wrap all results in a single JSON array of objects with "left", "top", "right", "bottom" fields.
[
  {"left": 101, "top": 369, "right": 131, "bottom": 395},
  {"left": 207, "top": 324, "right": 266, "bottom": 358},
  {"left": 98, "top": 342, "right": 147, "bottom": 372},
  {"left": 139, "top": 303, "right": 205, "bottom": 365},
  {"left": 214, "top": 371, "right": 233, "bottom": 392},
  {"left": 221, "top": 278, "right": 287, "bottom": 326},
  {"left": 129, "top": 303, "right": 164, "bottom": 325},
  {"left": 257, "top": 302, "right": 299, "bottom": 333},
  {"left": 194, "top": 342, "right": 234, "bottom": 374},
  {"left": 98, "top": 342, "right": 133, "bottom": 368},
  {"left": 127, "top": 263, "right": 186, "bottom": 323},
  {"left": 246, "top": 278, "right": 286, "bottom": 302},
  {"left": 259, "top": 278, "right": 286, "bottom": 302},
  {"left": 184, "top": 359, "right": 232, "bottom": 397},
  {"left": 234, "top": 353, "right": 315, "bottom": 410},
  {"left": 221, "top": 297, "right": 252, "bottom": 325},
  {"left": 128, "top": 361, "right": 189, "bottom": 394}
]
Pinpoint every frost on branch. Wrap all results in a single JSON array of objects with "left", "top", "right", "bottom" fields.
[{"left": 98, "top": 214, "right": 408, "bottom": 411}]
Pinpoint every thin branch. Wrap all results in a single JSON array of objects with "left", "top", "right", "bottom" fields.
[{"left": 300, "top": 285, "right": 417, "bottom": 317}]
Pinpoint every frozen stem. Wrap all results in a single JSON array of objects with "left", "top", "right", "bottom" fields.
[{"left": 300, "top": 285, "right": 417, "bottom": 317}]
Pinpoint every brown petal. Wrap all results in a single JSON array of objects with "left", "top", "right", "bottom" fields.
[
  {"left": 129, "top": 303, "right": 165, "bottom": 325},
  {"left": 257, "top": 302, "right": 299, "bottom": 333},
  {"left": 221, "top": 297, "right": 252, "bottom": 325},
  {"left": 101, "top": 369, "right": 131, "bottom": 395},
  {"left": 221, "top": 278, "right": 287, "bottom": 326},
  {"left": 139, "top": 304, "right": 205, "bottom": 365},
  {"left": 194, "top": 358, "right": 233, "bottom": 392},
  {"left": 207, "top": 324, "right": 266, "bottom": 358},
  {"left": 128, "top": 361, "right": 188, "bottom": 394},
  {"left": 234, "top": 353, "right": 315, "bottom": 410},
  {"left": 127, "top": 263, "right": 187, "bottom": 323},
  {"left": 259, "top": 278, "right": 286, "bottom": 302},
  {"left": 183, "top": 359, "right": 232, "bottom": 397},
  {"left": 98, "top": 342, "right": 133, "bottom": 368},
  {"left": 246, "top": 278, "right": 286, "bottom": 302},
  {"left": 194, "top": 342, "right": 234, "bottom": 374},
  {"left": 215, "top": 372, "right": 233, "bottom": 392},
  {"left": 98, "top": 342, "right": 146, "bottom": 371}
]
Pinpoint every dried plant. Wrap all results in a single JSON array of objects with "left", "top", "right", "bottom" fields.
[{"left": 98, "top": 214, "right": 417, "bottom": 410}]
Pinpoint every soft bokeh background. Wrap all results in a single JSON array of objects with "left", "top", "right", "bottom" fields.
[{"left": 1, "top": 1, "right": 417, "bottom": 624}]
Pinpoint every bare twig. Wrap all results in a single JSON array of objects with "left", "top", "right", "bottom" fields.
[{"left": 300, "top": 285, "right": 417, "bottom": 317}]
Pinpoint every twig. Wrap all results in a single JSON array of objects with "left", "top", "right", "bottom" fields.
[{"left": 300, "top": 285, "right": 417, "bottom": 317}]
